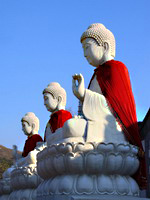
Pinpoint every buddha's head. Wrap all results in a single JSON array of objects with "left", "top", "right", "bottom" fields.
[
  {"left": 21, "top": 112, "right": 39, "bottom": 137},
  {"left": 80, "top": 23, "right": 115, "bottom": 67},
  {"left": 43, "top": 82, "right": 66, "bottom": 113}
]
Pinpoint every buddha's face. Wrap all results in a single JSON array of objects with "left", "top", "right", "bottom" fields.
[
  {"left": 22, "top": 121, "right": 32, "bottom": 136},
  {"left": 44, "top": 93, "right": 58, "bottom": 112},
  {"left": 82, "top": 38, "right": 105, "bottom": 67}
]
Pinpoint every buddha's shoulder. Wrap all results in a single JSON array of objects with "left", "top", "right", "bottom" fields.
[{"left": 31, "top": 134, "right": 43, "bottom": 141}]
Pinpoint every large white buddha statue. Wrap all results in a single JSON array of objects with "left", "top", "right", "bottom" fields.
[
  {"left": 66, "top": 25, "right": 127, "bottom": 145},
  {"left": 36, "top": 24, "right": 147, "bottom": 200},
  {"left": 72, "top": 23, "right": 146, "bottom": 190}
]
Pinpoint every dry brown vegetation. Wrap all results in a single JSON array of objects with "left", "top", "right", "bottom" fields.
[{"left": 0, "top": 145, "right": 21, "bottom": 179}]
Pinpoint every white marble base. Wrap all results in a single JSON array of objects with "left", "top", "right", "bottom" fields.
[
  {"left": 37, "top": 194, "right": 149, "bottom": 200},
  {"left": 8, "top": 189, "right": 36, "bottom": 200},
  {"left": 0, "top": 195, "right": 9, "bottom": 200}
]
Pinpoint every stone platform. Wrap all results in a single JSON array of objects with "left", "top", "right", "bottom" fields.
[{"left": 37, "top": 194, "right": 149, "bottom": 200}]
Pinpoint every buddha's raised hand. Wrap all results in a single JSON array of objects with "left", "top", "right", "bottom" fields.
[{"left": 72, "top": 73, "right": 85, "bottom": 101}]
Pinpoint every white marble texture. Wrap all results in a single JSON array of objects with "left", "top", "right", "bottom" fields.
[{"left": 37, "top": 142, "right": 140, "bottom": 199}]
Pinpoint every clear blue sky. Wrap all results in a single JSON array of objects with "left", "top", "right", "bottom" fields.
[{"left": 0, "top": 0, "right": 149, "bottom": 151}]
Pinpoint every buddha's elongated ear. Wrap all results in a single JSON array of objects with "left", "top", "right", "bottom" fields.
[
  {"left": 58, "top": 96, "right": 62, "bottom": 105},
  {"left": 103, "top": 42, "right": 109, "bottom": 53},
  {"left": 32, "top": 123, "right": 35, "bottom": 130}
]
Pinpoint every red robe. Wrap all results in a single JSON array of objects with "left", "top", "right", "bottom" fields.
[
  {"left": 22, "top": 134, "right": 43, "bottom": 157},
  {"left": 89, "top": 60, "right": 147, "bottom": 189},
  {"left": 44, "top": 109, "right": 72, "bottom": 142}
]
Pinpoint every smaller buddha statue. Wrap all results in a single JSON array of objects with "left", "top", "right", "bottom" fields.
[
  {"left": 43, "top": 82, "right": 72, "bottom": 143},
  {"left": 7, "top": 113, "right": 44, "bottom": 200},
  {"left": 21, "top": 112, "right": 43, "bottom": 157},
  {"left": 0, "top": 113, "right": 44, "bottom": 200},
  {"left": 15, "top": 112, "right": 43, "bottom": 167}
]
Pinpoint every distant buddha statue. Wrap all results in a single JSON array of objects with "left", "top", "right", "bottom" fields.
[
  {"left": 0, "top": 113, "right": 44, "bottom": 200},
  {"left": 72, "top": 23, "right": 147, "bottom": 189},
  {"left": 43, "top": 82, "right": 72, "bottom": 142},
  {"left": 14, "top": 112, "right": 43, "bottom": 167},
  {"left": 21, "top": 112, "right": 43, "bottom": 157}
]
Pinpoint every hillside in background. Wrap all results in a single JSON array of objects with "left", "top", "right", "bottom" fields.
[{"left": 0, "top": 145, "right": 22, "bottom": 179}]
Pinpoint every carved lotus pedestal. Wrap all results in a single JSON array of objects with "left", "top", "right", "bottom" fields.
[
  {"left": 0, "top": 178, "right": 12, "bottom": 200},
  {"left": 8, "top": 164, "right": 43, "bottom": 200},
  {"left": 0, "top": 166, "right": 15, "bottom": 200},
  {"left": 37, "top": 142, "right": 147, "bottom": 200}
]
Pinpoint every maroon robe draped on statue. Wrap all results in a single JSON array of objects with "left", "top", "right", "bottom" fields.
[
  {"left": 89, "top": 60, "right": 147, "bottom": 189},
  {"left": 22, "top": 134, "right": 43, "bottom": 157},
  {"left": 44, "top": 109, "right": 72, "bottom": 142}
]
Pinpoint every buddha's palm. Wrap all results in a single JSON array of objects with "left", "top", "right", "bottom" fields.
[{"left": 72, "top": 73, "right": 85, "bottom": 101}]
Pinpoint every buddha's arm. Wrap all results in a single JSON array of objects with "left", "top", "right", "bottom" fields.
[
  {"left": 72, "top": 73, "right": 85, "bottom": 101},
  {"left": 16, "top": 149, "right": 37, "bottom": 167},
  {"left": 83, "top": 88, "right": 111, "bottom": 121},
  {"left": 72, "top": 73, "right": 108, "bottom": 109}
]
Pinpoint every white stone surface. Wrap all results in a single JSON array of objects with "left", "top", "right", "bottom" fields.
[
  {"left": 0, "top": 166, "right": 15, "bottom": 200},
  {"left": 37, "top": 142, "right": 140, "bottom": 199},
  {"left": 47, "top": 117, "right": 86, "bottom": 145},
  {"left": 8, "top": 143, "right": 45, "bottom": 200},
  {"left": 37, "top": 194, "right": 149, "bottom": 200}
]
